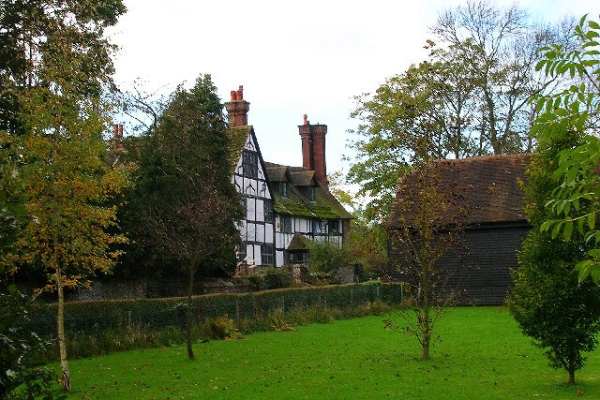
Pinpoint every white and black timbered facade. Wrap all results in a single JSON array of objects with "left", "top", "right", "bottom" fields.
[{"left": 231, "top": 128, "right": 275, "bottom": 266}]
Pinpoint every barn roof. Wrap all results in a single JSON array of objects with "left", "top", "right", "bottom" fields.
[{"left": 388, "top": 154, "right": 531, "bottom": 229}]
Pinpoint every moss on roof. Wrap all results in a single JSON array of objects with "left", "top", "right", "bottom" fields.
[
  {"left": 265, "top": 162, "right": 352, "bottom": 220},
  {"left": 226, "top": 125, "right": 252, "bottom": 172}
]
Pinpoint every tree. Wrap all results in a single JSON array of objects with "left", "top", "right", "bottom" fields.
[
  {"left": 432, "top": 0, "right": 569, "bottom": 154},
  {"left": 531, "top": 16, "right": 600, "bottom": 282},
  {"left": 386, "top": 161, "right": 467, "bottom": 360},
  {"left": 127, "top": 75, "right": 243, "bottom": 359},
  {"left": 507, "top": 121, "right": 600, "bottom": 385},
  {"left": 0, "top": 286, "right": 57, "bottom": 399},
  {"left": 345, "top": 0, "right": 570, "bottom": 221},
  {"left": 0, "top": 0, "right": 127, "bottom": 391}
]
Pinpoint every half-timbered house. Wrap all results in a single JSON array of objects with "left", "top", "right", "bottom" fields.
[{"left": 226, "top": 86, "right": 352, "bottom": 267}]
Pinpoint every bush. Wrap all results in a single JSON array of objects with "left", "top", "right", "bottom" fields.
[
  {"left": 203, "top": 316, "right": 243, "bottom": 340},
  {"left": 309, "top": 240, "right": 352, "bottom": 275},
  {"left": 259, "top": 266, "right": 293, "bottom": 290},
  {"left": 0, "top": 287, "right": 58, "bottom": 400}
]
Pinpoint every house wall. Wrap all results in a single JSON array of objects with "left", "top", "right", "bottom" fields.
[
  {"left": 389, "top": 223, "right": 530, "bottom": 306},
  {"left": 233, "top": 135, "right": 274, "bottom": 266},
  {"left": 274, "top": 215, "right": 345, "bottom": 267}
]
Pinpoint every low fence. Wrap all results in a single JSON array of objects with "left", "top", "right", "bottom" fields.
[{"left": 24, "top": 281, "right": 403, "bottom": 338}]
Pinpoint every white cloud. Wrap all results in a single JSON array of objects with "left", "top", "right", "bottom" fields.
[{"left": 107, "top": 0, "right": 596, "bottom": 172}]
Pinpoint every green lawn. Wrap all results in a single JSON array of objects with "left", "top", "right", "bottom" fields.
[{"left": 60, "top": 307, "right": 600, "bottom": 399}]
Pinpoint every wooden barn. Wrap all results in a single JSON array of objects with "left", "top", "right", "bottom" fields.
[{"left": 387, "top": 154, "right": 531, "bottom": 305}]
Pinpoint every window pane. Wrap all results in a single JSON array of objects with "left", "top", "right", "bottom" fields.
[
  {"left": 261, "top": 244, "right": 274, "bottom": 265},
  {"left": 243, "top": 150, "right": 258, "bottom": 178},
  {"left": 264, "top": 200, "right": 274, "bottom": 223},
  {"left": 279, "top": 182, "right": 288, "bottom": 197}
]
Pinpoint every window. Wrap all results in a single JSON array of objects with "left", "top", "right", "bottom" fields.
[
  {"left": 236, "top": 244, "right": 247, "bottom": 265},
  {"left": 329, "top": 220, "right": 341, "bottom": 235},
  {"left": 281, "top": 216, "right": 292, "bottom": 233},
  {"left": 242, "top": 150, "right": 258, "bottom": 178},
  {"left": 307, "top": 186, "right": 315, "bottom": 201},
  {"left": 279, "top": 182, "right": 288, "bottom": 197},
  {"left": 313, "top": 220, "right": 326, "bottom": 235},
  {"left": 261, "top": 244, "right": 274, "bottom": 265},
  {"left": 264, "top": 200, "right": 274, "bottom": 223},
  {"left": 289, "top": 252, "right": 309, "bottom": 264}
]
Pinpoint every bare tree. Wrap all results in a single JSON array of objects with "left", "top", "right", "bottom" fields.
[{"left": 386, "top": 161, "right": 468, "bottom": 360}]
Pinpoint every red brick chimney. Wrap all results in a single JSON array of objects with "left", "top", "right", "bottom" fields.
[
  {"left": 113, "top": 124, "right": 124, "bottom": 150},
  {"left": 299, "top": 114, "right": 328, "bottom": 189},
  {"left": 225, "top": 85, "right": 250, "bottom": 127}
]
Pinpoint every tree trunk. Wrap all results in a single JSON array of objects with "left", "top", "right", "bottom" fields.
[
  {"left": 568, "top": 357, "right": 575, "bottom": 385},
  {"left": 56, "top": 267, "right": 71, "bottom": 391},
  {"left": 422, "top": 300, "right": 430, "bottom": 360},
  {"left": 186, "top": 267, "right": 196, "bottom": 360}
]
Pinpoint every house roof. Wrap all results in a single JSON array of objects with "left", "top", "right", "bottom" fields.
[
  {"left": 226, "top": 125, "right": 253, "bottom": 172},
  {"left": 265, "top": 162, "right": 352, "bottom": 220},
  {"left": 287, "top": 233, "right": 313, "bottom": 251},
  {"left": 388, "top": 153, "right": 531, "bottom": 229},
  {"left": 289, "top": 170, "right": 315, "bottom": 186}
]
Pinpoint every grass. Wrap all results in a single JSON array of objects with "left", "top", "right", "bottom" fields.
[{"left": 56, "top": 307, "right": 600, "bottom": 399}]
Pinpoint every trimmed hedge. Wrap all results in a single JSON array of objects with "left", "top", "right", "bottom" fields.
[{"left": 25, "top": 282, "right": 403, "bottom": 338}]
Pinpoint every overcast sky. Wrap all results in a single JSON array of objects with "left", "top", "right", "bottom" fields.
[{"left": 107, "top": 0, "right": 595, "bottom": 174}]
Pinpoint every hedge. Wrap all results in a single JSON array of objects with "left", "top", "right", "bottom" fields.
[{"left": 24, "top": 281, "right": 403, "bottom": 338}]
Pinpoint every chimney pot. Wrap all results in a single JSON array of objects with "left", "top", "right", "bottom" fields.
[{"left": 225, "top": 85, "right": 250, "bottom": 127}]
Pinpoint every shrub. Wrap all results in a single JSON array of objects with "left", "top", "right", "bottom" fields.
[
  {"left": 259, "top": 266, "right": 293, "bottom": 290},
  {"left": 309, "top": 240, "right": 352, "bottom": 275},
  {"left": 203, "top": 317, "right": 243, "bottom": 340},
  {"left": 269, "top": 309, "right": 294, "bottom": 332}
]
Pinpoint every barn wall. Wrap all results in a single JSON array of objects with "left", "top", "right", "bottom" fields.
[{"left": 388, "top": 224, "right": 530, "bottom": 306}]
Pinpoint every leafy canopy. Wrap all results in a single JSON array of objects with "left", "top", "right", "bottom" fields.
[{"left": 533, "top": 15, "right": 600, "bottom": 282}]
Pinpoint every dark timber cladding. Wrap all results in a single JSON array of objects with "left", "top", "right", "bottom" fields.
[{"left": 387, "top": 154, "right": 531, "bottom": 306}]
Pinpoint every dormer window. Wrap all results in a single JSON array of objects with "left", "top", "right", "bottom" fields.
[
  {"left": 279, "top": 182, "right": 288, "bottom": 197},
  {"left": 307, "top": 186, "right": 315, "bottom": 201},
  {"left": 242, "top": 150, "right": 258, "bottom": 178}
]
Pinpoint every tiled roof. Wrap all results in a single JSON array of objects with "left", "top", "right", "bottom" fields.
[
  {"left": 265, "top": 162, "right": 352, "bottom": 220},
  {"left": 388, "top": 154, "right": 531, "bottom": 228},
  {"left": 289, "top": 170, "right": 315, "bottom": 186}
]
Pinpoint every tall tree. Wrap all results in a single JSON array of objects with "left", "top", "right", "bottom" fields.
[
  {"left": 508, "top": 16, "right": 600, "bottom": 385},
  {"left": 345, "top": 0, "right": 571, "bottom": 221},
  {"left": 127, "top": 75, "right": 243, "bottom": 359},
  {"left": 531, "top": 15, "right": 600, "bottom": 282},
  {"left": 507, "top": 118, "right": 600, "bottom": 385},
  {"left": 0, "top": 0, "right": 127, "bottom": 391},
  {"left": 432, "top": 0, "right": 567, "bottom": 154}
]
